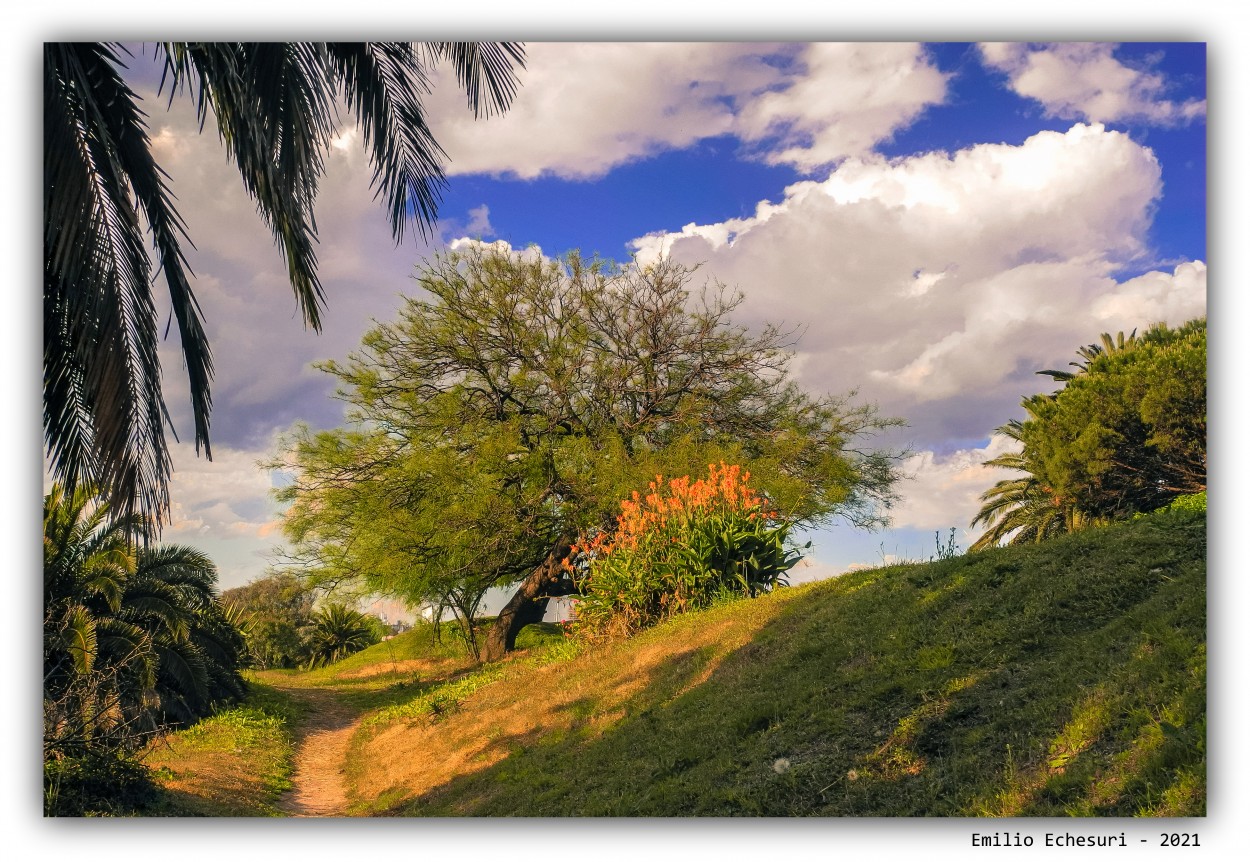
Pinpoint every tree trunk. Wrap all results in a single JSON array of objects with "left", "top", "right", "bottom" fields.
[{"left": 483, "top": 536, "right": 576, "bottom": 661}]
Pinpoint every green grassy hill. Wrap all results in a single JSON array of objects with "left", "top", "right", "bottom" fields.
[
  {"left": 339, "top": 507, "right": 1205, "bottom": 816},
  {"left": 150, "top": 508, "right": 1206, "bottom": 817}
]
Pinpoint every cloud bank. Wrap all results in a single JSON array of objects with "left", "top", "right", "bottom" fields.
[
  {"left": 629, "top": 123, "right": 1203, "bottom": 450},
  {"left": 626, "top": 121, "right": 1205, "bottom": 535}
]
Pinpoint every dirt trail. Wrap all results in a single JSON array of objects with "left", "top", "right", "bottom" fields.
[{"left": 275, "top": 687, "right": 364, "bottom": 817}]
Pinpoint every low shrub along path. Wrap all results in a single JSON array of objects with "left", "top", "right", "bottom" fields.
[{"left": 274, "top": 686, "right": 363, "bottom": 816}]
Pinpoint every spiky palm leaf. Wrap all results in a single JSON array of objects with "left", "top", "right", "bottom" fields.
[
  {"left": 969, "top": 476, "right": 1073, "bottom": 551},
  {"left": 45, "top": 44, "right": 200, "bottom": 523},
  {"left": 45, "top": 41, "right": 526, "bottom": 525},
  {"left": 1037, "top": 329, "right": 1139, "bottom": 383},
  {"left": 128, "top": 543, "right": 247, "bottom": 720},
  {"left": 970, "top": 377, "right": 1111, "bottom": 551},
  {"left": 305, "top": 602, "right": 377, "bottom": 668},
  {"left": 44, "top": 485, "right": 249, "bottom": 747}
]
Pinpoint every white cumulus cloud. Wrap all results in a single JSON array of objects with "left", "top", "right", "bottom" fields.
[
  {"left": 425, "top": 42, "right": 948, "bottom": 179},
  {"left": 890, "top": 434, "right": 1021, "bottom": 533},
  {"left": 736, "top": 42, "right": 948, "bottom": 170},
  {"left": 628, "top": 122, "right": 1205, "bottom": 450},
  {"left": 979, "top": 42, "right": 1205, "bottom": 125}
]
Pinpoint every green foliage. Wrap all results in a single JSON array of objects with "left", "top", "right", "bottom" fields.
[
  {"left": 305, "top": 603, "right": 381, "bottom": 669},
  {"left": 362, "top": 613, "right": 393, "bottom": 643},
  {"left": 1158, "top": 490, "right": 1206, "bottom": 514},
  {"left": 573, "top": 464, "right": 806, "bottom": 641},
  {"left": 1137, "top": 490, "right": 1207, "bottom": 520},
  {"left": 512, "top": 622, "right": 566, "bottom": 652},
  {"left": 222, "top": 573, "right": 317, "bottom": 669},
  {"left": 272, "top": 245, "right": 901, "bottom": 647},
  {"left": 973, "top": 320, "right": 1206, "bottom": 549},
  {"left": 44, "top": 747, "right": 158, "bottom": 816},
  {"left": 43, "top": 484, "right": 247, "bottom": 813},
  {"left": 1022, "top": 319, "right": 1206, "bottom": 519}
]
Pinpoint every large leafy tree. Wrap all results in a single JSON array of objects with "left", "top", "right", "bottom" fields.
[
  {"left": 1022, "top": 319, "right": 1206, "bottom": 519},
  {"left": 221, "top": 572, "right": 317, "bottom": 669},
  {"left": 44, "top": 41, "right": 525, "bottom": 524},
  {"left": 274, "top": 245, "right": 903, "bottom": 660},
  {"left": 971, "top": 320, "right": 1206, "bottom": 549}
]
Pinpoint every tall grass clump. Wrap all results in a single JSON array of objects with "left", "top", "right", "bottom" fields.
[{"left": 572, "top": 463, "right": 804, "bottom": 641}]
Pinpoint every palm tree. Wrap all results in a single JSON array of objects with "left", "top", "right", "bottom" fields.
[
  {"left": 969, "top": 334, "right": 1139, "bottom": 551},
  {"left": 304, "top": 603, "right": 378, "bottom": 669},
  {"left": 43, "top": 484, "right": 147, "bottom": 753},
  {"left": 43, "top": 485, "right": 247, "bottom": 755},
  {"left": 44, "top": 42, "right": 526, "bottom": 524},
  {"left": 124, "top": 545, "right": 248, "bottom": 726},
  {"left": 1036, "top": 329, "right": 1138, "bottom": 383},
  {"left": 968, "top": 413, "right": 1108, "bottom": 551}
]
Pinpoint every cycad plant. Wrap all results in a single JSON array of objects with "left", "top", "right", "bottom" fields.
[
  {"left": 304, "top": 603, "right": 379, "bottom": 669},
  {"left": 43, "top": 485, "right": 246, "bottom": 761},
  {"left": 125, "top": 546, "right": 248, "bottom": 725}
]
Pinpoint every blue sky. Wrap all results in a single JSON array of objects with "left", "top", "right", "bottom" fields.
[
  {"left": 438, "top": 41, "right": 1207, "bottom": 274},
  {"left": 84, "top": 40, "right": 1209, "bottom": 602}
]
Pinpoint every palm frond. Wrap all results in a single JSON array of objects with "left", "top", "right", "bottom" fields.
[
  {"left": 59, "top": 606, "right": 99, "bottom": 676},
  {"left": 47, "top": 42, "right": 527, "bottom": 526},
  {"left": 153, "top": 639, "right": 211, "bottom": 711},
  {"left": 45, "top": 43, "right": 179, "bottom": 522},
  {"left": 428, "top": 42, "right": 526, "bottom": 117},
  {"left": 160, "top": 42, "right": 333, "bottom": 329},
  {"left": 326, "top": 42, "right": 445, "bottom": 242}
]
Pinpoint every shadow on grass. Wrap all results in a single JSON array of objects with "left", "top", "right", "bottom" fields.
[{"left": 358, "top": 512, "right": 1205, "bottom": 817}]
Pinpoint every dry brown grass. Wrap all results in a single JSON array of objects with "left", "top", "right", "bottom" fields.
[
  {"left": 346, "top": 600, "right": 786, "bottom": 813},
  {"left": 142, "top": 683, "right": 304, "bottom": 816},
  {"left": 333, "top": 656, "right": 466, "bottom": 681},
  {"left": 146, "top": 746, "right": 265, "bottom": 816}
]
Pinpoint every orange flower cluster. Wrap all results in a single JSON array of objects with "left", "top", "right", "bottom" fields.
[{"left": 572, "top": 462, "right": 777, "bottom": 562}]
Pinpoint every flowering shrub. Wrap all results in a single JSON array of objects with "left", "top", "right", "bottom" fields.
[{"left": 569, "top": 463, "right": 805, "bottom": 641}]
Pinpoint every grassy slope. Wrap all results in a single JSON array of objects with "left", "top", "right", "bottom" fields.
[
  {"left": 143, "top": 682, "right": 306, "bottom": 816},
  {"left": 345, "top": 509, "right": 1205, "bottom": 816},
  {"left": 142, "top": 623, "right": 481, "bottom": 813}
]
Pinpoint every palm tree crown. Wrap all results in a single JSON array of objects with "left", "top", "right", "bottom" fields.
[
  {"left": 969, "top": 334, "right": 1137, "bottom": 551},
  {"left": 44, "top": 42, "right": 525, "bottom": 524},
  {"left": 44, "top": 484, "right": 248, "bottom": 755},
  {"left": 968, "top": 420, "right": 1099, "bottom": 552}
]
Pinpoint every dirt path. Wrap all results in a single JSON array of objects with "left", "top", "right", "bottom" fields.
[{"left": 275, "top": 687, "right": 364, "bottom": 817}]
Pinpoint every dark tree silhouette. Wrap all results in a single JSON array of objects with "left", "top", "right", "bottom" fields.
[{"left": 44, "top": 42, "right": 525, "bottom": 524}]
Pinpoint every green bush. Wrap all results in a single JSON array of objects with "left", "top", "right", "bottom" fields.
[
  {"left": 304, "top": 603, "right": 380, "bottom": 669},
  {"left": 573, "top": 464, "right": 804, "bottom": 640},
  {"left": 44, "top": 749, "right": 157, "bottom": 816},
  {"left": 1159, "top": 490, "right": 1206, "bottom": 514}
]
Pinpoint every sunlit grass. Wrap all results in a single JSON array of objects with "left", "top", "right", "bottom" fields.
[
  {"left": 340, "top": 509, "right": 1205, "bottom": 816},
  {"left": 143, "top": 682, "right": 304, "bottom": 816},
  {"left": 139, "top": 510, "right": 1204, "bottom": 817}
]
